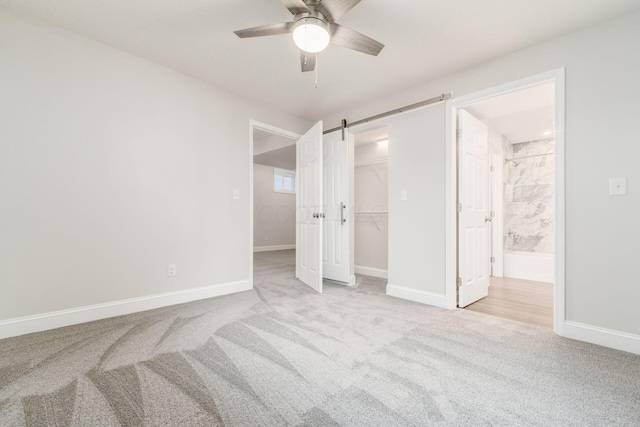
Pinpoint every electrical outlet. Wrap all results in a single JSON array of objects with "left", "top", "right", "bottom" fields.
[
  {"left": 264, "top": 236, "right": 269, "bottom": 241},
  {"left": 400, "top": 190, "right": 408, "bottom": 201},
  {"left": 168, "top": 264, "right": 176, "bottom": 277}
]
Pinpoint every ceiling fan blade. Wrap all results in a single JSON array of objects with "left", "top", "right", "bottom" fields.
[
  {"left": 300, "top": 51, "right": 316, "bottom": 72},
  {"left": 330, "top": 24, "right": 384, "bottom": 56},
  {"left": 234, "top": 22, "right": 294, "bottom": 38},
  {"left": 316, "top": 0, "right": 362, "bottom": 22},
  {"left": 280, "top": 0, "right": 310, "bottom": 15}
]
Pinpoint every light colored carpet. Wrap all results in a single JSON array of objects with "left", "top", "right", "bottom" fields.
[{"left": 1, "top": 249, "right": 639, "bottom": 426}]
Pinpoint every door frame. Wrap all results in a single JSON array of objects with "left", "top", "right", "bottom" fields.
[
  {"left": 444, "top": 68, "right": 566, "bottom": 335},
  {"left": 489, "top": 148, "right": 504, "bottom": 278},
  {"left": 248, "top": 120, "right": 301, "bottom": 287}
]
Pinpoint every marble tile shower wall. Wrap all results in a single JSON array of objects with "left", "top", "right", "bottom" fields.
[{"left": 503, "top": 138, "right": 554, "bottom": 254}]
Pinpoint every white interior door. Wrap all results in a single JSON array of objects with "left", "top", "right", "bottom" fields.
[
  {"left": 296, "top": 121, "right": 323, "bottom": 293},
  {"left": 322, "top": 130, "right": 351, "bottom": 283},
  {"left": 458, "top": 109, "right": 490, "bottom": 307}
]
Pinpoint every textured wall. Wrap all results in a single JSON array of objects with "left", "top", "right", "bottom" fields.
[{"left": 503, "top": 139, "right": 554, "bottom": 254}]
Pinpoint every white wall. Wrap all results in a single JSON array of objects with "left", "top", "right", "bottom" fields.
[
  {"left": 354, "top": 142, "right": 388, "bottom": 163},
  {"left": 253, "top": 164, "right": 296, "bottom": 249},
  {"left": 324, "top": 11, "right": 640, "bottom": 336},
  {"left": 0, "top": 9, "right": 310, "bottom": 322},
  {"left": 387, "top": 106, "right": 446, "bottom": 298}
]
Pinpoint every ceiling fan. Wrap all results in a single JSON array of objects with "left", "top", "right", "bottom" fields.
[{"left": 233, "top": 0, "right": 384, "bottom": 72}]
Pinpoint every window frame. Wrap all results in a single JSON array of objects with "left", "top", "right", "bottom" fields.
[{"left": 273, "top": 167, "right": 296, "bottom": 195}]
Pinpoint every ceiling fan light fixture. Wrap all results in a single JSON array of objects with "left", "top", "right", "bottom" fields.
[{"left": 292, "top": 18, "right": 330, "bottom": 53}]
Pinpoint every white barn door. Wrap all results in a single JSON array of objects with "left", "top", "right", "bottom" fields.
[
  {"left": 458, "top": 109, "right": 490, "bottom": 307},
  {"left": 296, "top": 121, "right": 324, "bottom": 293},
  {"left": 322, "top": 130, "right": 351, "bottom": 283}
]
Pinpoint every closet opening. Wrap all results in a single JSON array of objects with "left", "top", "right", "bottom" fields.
[{"left": 352, "top": 126, "right": 389, "bottom": 280}]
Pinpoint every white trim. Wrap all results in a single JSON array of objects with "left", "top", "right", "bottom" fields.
[
  {"left": 386, "top": 284, "right": 447, "bottom": 308},
  {"left": 563, "top": 321, "right": 640, "bottom": 355},
  {"left": 249, "top": 120, "right": 301, "bottom": 287},
  {"left": 253, "top": 244, "right": 296, "bottom": 252},
  {"left": 354, "top": 265, "right": 388, "bottom": 279},
  {"left": 553, "top": 69, "right": 566, "bottom": 336},
  {"left": 0, "top": 280, "right": 251, "bottom": 340},
  {"left": 489, "top": 151, "right": 504, "bottom": 277},
  {"left": 444, "top": 69, "right": 566, "bottom": 337}
]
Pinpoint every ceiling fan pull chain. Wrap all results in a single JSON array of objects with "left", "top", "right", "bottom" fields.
[{"left": 315, "top": 53, "right": 319, "bottom": 88}]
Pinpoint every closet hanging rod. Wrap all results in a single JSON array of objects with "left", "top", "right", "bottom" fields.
[
  {"left": 355, "top": 211, "right": 389, "bottom": 215},
  {"left": 323, "top": 93, "right": 454, "bottom": 136},
  {"left": 505, "top": 152, "right": 554, "bottom": 162}
]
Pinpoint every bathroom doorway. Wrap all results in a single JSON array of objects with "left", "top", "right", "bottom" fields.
[{"left": 446, "top": 70, "right": 565, "bottom": 331}]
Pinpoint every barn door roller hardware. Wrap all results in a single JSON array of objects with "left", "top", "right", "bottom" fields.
[{"left": 323, "top": 93, "right": 454, "bottom": 136}]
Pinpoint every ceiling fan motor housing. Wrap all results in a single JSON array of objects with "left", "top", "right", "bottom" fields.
[{"left": 292, "top": 10, "right": 331, "bottom": 53}]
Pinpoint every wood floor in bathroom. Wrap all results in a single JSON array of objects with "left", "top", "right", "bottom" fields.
[{"left": 465, "top": 276, "right": 554, "bottom": 328}]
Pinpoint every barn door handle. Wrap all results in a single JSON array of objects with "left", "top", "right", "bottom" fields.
[{"left": 341, "top": 203, "right": 346, "bottom": 224}]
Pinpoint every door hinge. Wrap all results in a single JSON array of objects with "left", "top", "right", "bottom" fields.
[
  {"left": 456, "top": 203, "right": 462, "bottom": 213},
  {"left": 456, "top": 277, "right": 462, "bottom": 287},
  {"left": 490, "top": 166, "right": 494, "bottom": 172},
  {"left": 490, "top": 257, "right": 495, "bottom": 263},
  {"left": 456, "top": 129, "right": 462, "bottom": 138},
  {"left": 490, "top": 210, "right": 495, "bottom": 218}
]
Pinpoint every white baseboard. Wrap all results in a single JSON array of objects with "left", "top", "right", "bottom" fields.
[
  {"left": 503, "top": 252, "right": 554, "bottom": 283},
  {"left": 354, "top": 265, "right": 388, "bottom": 279},
  {"left": 386, "top": 284, "right": 447, "bottom": 308},
  {"left": 253, "top": 244, "right": 296, "bottom": 252},
  {"left": 0, "top": 280, "right": 252, "bottom": 340},
  {"left": 323, "top": 274, "right": 356, "bottom": 287},
  {"left": 349, "top": 274, "right": 356, "bottom": 287},
  {"left": 563, "top": 321, "right": 640, "bottom": 355}
]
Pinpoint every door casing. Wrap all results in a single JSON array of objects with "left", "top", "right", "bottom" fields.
[
  {"left": 444, "top": 68, "right": 566, "bottom": 335},
  {"left": 248, "top": 121, "right": 301, "bottom": 288}
]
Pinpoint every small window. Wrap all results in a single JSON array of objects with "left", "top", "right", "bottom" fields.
[{"left": 274, "top": 168, "right": 295, "bottom": 194}]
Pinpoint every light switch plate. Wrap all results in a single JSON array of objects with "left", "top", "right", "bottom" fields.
[
  {"left": 400, "top": 190, "right": 408, "bottom": 201},
  {"left": 609, "top": 178, "right": 627, "bottom": 196},
  {"left": 233, "top": 189, "right": 240, "bottom": 200}
]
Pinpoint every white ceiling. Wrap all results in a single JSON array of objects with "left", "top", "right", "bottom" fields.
[
  {"left": 2, "top": 0, "right": 639, "bottom": 121},
  {"left": 354, "top": 126, "right": 388, "bottom": 146},
  {"left": 253, "top": 129, "right": 296, "bottom": 156},
  {"left": 466, "top": 83, "right": 554, "bottom": 143},
  {"left": 254, "top": 144, "right": 296, "bottom": 170},
  {"left": 253, "top": 128, "right": 296, "bottom": 169}
]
